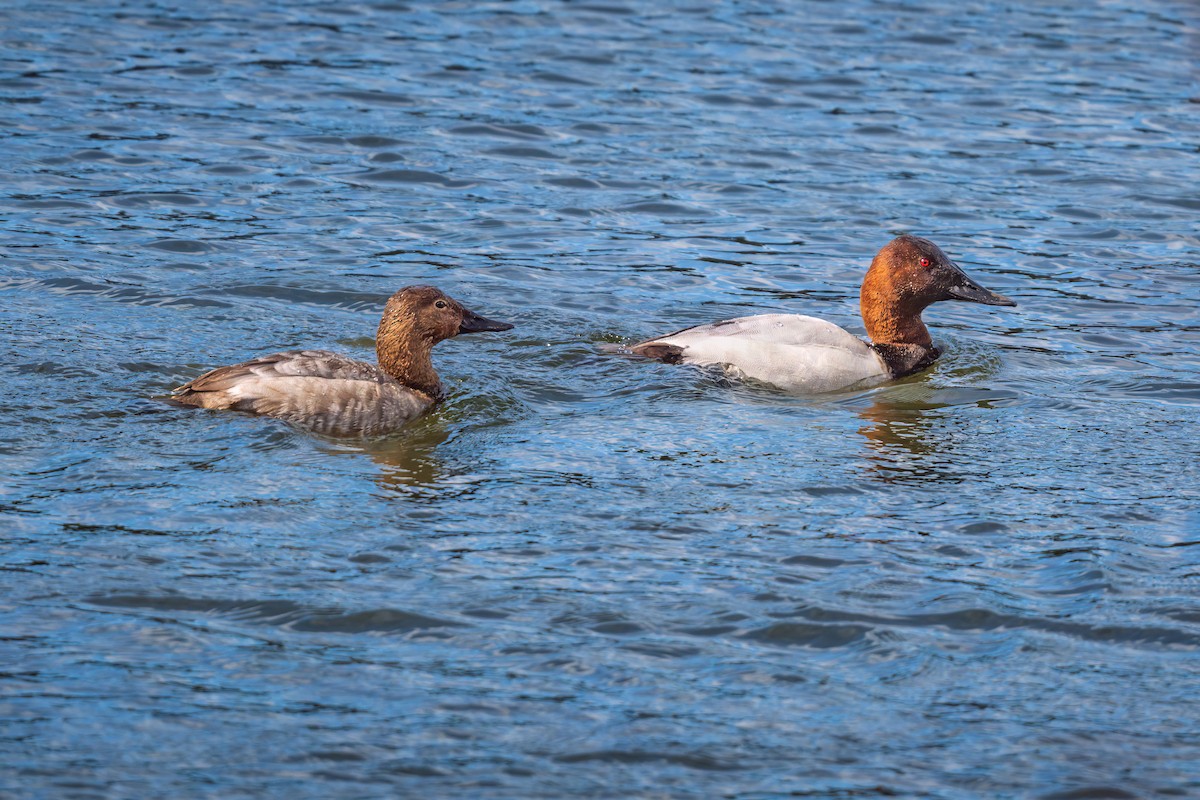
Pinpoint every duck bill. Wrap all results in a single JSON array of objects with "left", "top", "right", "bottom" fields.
[
  {"left": 945, "top": 270, "right": 1016, "bottom": 307},
  {"left": 458, "top": 308, "right": 515, "bottom": 334}
]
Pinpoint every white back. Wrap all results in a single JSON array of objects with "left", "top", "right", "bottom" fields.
[{"left": 649, "top": 314, "right": 889, "bottom": 393}]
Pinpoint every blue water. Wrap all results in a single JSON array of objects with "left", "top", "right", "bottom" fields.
[{"left": 3, "top": 1, "right": 1199, "bottom": 797}]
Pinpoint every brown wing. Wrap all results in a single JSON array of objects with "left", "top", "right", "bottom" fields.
[
  {"left": 175, "top": 350, "right": 387, "bottom": 394},
  {"left": 172, "top": 350, "right": 433, "bottom": 436}
]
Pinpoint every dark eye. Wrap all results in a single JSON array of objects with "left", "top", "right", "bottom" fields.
[
  {"left": 919, "top": 257, "right": 931, "bottom": 267},
  {"left": 435, "top": 300, "right": 447, "bottom": 309}
]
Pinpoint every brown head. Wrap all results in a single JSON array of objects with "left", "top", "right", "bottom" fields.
[
  {"left": 375, "top": 285, "right": 513, "bottom": 397},
  {"left": 859, "top": 235, "right": 1015, "bottom": 348}
]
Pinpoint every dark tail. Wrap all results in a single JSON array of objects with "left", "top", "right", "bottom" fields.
[{"left": 630, "top": 342, "right": 685, "bottom": 364}]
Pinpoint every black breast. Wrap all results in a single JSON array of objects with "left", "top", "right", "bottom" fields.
[{"left": 869, "top": 343, "right": 940, "bottom": 378}]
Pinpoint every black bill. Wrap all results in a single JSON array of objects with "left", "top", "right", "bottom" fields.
[
  {"left": 944, "top": 266, "right": 1016, "bottom": 307},
  {"left": 458, "top": 308, "right": 515, "bottom": 334}
]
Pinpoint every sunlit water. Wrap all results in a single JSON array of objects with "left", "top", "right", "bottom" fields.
[{"left": 2, "top": 1, "right": 1199, "bottom": 797}]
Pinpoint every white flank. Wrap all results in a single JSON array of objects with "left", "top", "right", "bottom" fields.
[{"left": 648, "top": 314, "right": 889, "bottom": 393}]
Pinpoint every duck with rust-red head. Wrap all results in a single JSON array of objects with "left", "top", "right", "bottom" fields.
[{"left": 630, "top": 235, "right": 1015, "bottom": 393}]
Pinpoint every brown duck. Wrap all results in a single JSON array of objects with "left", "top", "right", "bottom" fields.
[{"left": 172, "top": 286, "right": 513, "bottom": 436}]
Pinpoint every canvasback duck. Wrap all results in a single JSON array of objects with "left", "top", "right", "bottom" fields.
[
  {"left": 172, "top": 286, "right": 513, "bottom": 436},
  {"left": 631, "top": 235, "right": 1015, "bottom": 393}
]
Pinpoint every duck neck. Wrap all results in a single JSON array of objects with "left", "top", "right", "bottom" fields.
[
  {"left": 860, "top": 270, "right": 938, "bottom": 378},
  {"left": 860, "top": 272, "right": 934, "bottom": 350},
  {"left": 376, "top": 312, "right": 443, "bottom": 399}
]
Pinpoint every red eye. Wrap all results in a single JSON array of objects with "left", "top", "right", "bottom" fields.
[{"left": 919, "top": 257, "right": 931, "bottom": 267}]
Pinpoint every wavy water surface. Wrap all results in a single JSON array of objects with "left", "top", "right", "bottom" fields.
[{"left": 2, "top": 1, "right": 1199, "bottom": 798}]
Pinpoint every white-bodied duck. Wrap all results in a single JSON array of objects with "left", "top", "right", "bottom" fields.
[
  {"left": 172, "top": 286, "right": 513, "bottom": 436},
  {"left": 631, "top": 235, "right": 1015, "bottom": 393}
]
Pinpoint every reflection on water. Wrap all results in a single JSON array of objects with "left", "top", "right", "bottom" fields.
[
  {"left": 856, "top": 381, "right": 1020, "bottom": 485},
  {"left": 319, "top": 415, "right": 451, "bottom": 492},
  {"left": 855, "top": 339, "right": 1020, "bottom": 484},
  {"left": 857, "top": 392, "right": 956, "bottom": 485}
]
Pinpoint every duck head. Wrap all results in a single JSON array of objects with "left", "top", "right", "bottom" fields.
[
  {"left": 375, "top": 285, "right": 513, "bottom": 396},
  {"left": 378, "top": 285, "right": 514, "bottom": 345},
  {"left": 860, "top": 235, "right": 1014, "bottom": 348}
]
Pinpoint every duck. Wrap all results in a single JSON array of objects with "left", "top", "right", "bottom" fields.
[
  {"left": 171, "top": 285, "right": 513, "bottom": 436},
  {"left": 630, "top": 235, "right": 1015, "bottom": 393}
]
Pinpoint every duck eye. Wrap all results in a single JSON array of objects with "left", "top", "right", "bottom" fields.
[
  {"left": 435, "top": 300, "right": 447, "bottom": 309},
  {"left": 919, "top": 257, "right": 931, "bottom": 267}
]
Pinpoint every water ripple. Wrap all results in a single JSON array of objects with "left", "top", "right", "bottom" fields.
[{"left": 2, "top": 0, "right": 1198, "bottom": 798}]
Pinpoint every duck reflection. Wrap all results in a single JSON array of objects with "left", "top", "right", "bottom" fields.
[
  {"left": 319, "top": 416, "right": 451, "bottom": 493},
  {"left": 855, "top": 384, "right": 963, "bottom": 485}
]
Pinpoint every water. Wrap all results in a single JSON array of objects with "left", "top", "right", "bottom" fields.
[{"left": 2, "top": 1, "right": 1198, "bottom": 797}]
